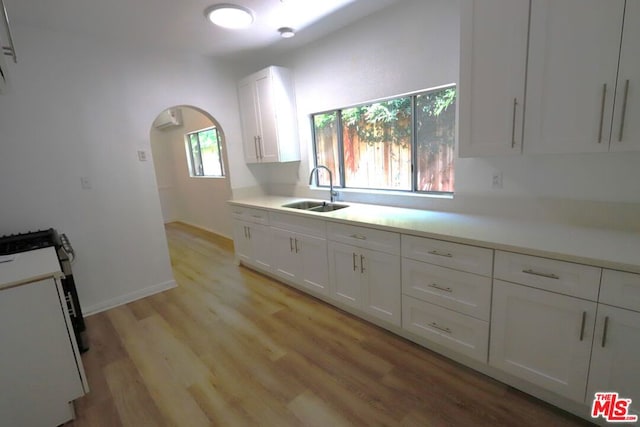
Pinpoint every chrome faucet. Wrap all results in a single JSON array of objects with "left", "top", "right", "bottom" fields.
[{"left": 309, "top": 165, "right": 337, "bottom": 203}]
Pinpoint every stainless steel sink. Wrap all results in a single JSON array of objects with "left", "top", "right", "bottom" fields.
[
  {"left": 307, "top": 203, "right": 349, "bottom": 212},
  {"left": 282, "top": 200, "right": 348, "bottom": 213},
  {"left": 282, "top": 200, "right": 324, "bottom": 210}
]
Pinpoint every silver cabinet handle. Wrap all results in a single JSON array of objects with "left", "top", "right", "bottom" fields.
[
  {"left": 511, "top": 98, "right": 518, "bottom": 148},
  {"left": 579, "top": 311, "right": 586, "bottom": 341},
  {"left": 360, "top": 254, "right": 365, "bottom": 273},
  {"left": 598, "top": 84, "right": 607, "bottom": 143},
  {"left": 522, "top": 269, "right": 559, "bottom": 280},
  {"left": 350, "top": 234, "right": 367, "bottom": 240},
  {"left": 247, "top": 227, "right": 251, "bottom": 240},
  {"left": 618, "top": 80, "right": 630, "bottom": 142},
  {"left": 428, "top": 250, "right": 453, "bottom": 258},
  {"left": 430, "top": 322, "right": 452, "bottom": 334},
  {"left": 294, "top": 238, "right": 299, "bottom": 254},
  {"left": 243, "top": 226, "right": 248, "bottom": 239},
  {"left": 352, "top": 252, "right": 357, "bottom": 271},
  {"left": 428, "top": 283, "right": 453, "bottom": 293},
  {"left": 256, "top": 135, "right": 263, "bottom": 159},
  {"left": 253, "top": 136, "right": 259, "bottom": 160},
  {"left": 289, "top": 237, "right": 294, "bottom": 252},
  {"left": 1, "top": 0, "right": 16, "bottom": 63},
  {"left": 601, "top": 316, "right": 609, "bottom": 348},
  {"left": 250, "top": 215, "right": 263, "bottom": 219}
]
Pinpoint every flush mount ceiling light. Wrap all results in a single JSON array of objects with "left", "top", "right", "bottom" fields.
[
  {"left": 205, "top": 4, "right": 254, "bottom": 29},
  {"left": 278, "top": 27, "right": 296, "bottom": 38}
]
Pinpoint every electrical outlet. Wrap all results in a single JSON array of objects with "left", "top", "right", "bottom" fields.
[
  {"left": 491, "top": 171, "right": 503, "bottom": 189},
  {"left": 137, "top": 150, "right": 148, "bottom": 161},
  {"left": 80, "top": 176, "right": 92, "bottom": 190}
]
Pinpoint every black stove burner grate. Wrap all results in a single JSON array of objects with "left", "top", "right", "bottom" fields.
[{"left": 0, "top": 228, "right": 59, "bottom": 256}]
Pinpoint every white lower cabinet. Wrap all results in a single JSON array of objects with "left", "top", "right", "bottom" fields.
[
  {"left": 229, "top": 202, "right": 640, "bottom": 424},
  {"left": 587, "top": 305, "right": 640, "bottom": 416},
  {"left": 271, "top": 226, "right": 329, "bottom": 297},
  {"left": 328, "top": 240, "right": 401, "bottom": 326},
  {"left": 490, "top": 280, "right": 597, "bottom": 402},
  {"left": 586, "top": 270, "right": 640, "bottom": 418},
  {"left": 232, "top": 220, "right": 272, "bottom": 271},
  {"left": 403, "top": 295, "right": 489, "bottom": 362}
]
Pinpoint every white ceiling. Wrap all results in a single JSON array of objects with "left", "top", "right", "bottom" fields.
[{"left": 4, "top": 0, "right": 403, "bottom": 58}]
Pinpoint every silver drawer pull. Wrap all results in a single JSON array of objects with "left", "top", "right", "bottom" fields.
[
  {"left": 579, "top": 311, "right": 586, "bottom": 341},
  {"left": 618, "top": 80, "right": 630, "bottom": 142},
  {"left": 430, "top": 322, "right": 452, "bottom": 334},
  {"left": 428, "top": 283, "right": 453, "bottom": 293},
  {"left": 350, "top": 234, "right": 367, "bottom": 240},
  {"left": 289, "top": 237, "right": 294, "bottom": 252},
  {"left": 522, "top": 269, "right": 560, "bottom": 280},
  {"left": 352, "top": 252, "right": 357, "bottom": 271},
  {"left": 598, "top": 83, "right": 607, "bottom": 143},
  {"left": 601, "top": 316, "right": 609, "bottom": 348},
  {"left": 360, "top": 254, "right": 365, "bottom": 273},
  {"left": 251, "top": 215, "right": 263, "bottom": 219},
  {"left": 428, "top": 250, "right": 453, "bottom": 258}
]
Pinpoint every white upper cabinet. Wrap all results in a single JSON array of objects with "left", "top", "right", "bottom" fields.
[
  {"left": 237, "top": 66, "right": 300, "bottom": 164},
  {"left": 611, "top": 1, "right": 640, "bottom": 151},
  {"left": 458, "top": 0, "right": 530, "bottom": 157},
  {"left": 524, "top": 0, "right": 626, "bottom": 153}
]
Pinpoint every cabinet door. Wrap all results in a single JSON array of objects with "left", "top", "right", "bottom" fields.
[
  {"left": 458, "top": 0, "right": 529, "bottom": 157},
  {"left": 255, "top": 72, "right": 279, "bottom": 163},
  {"left": 328, "top": 241, "right": 361, "bottom": 309},
  {"left": 232, "top": 220, "right": 251, "bottom": 263},
  {"left": 525, "top": 0, "right": 624, "bottom": 153},
  {"left": 271, "top": 227, "right": 298, "bottom": 282},
  {"left": 611, "top": 1, "right": 640, "bottom": 152},
  {"left": 362, "top": 249, "right": 401, "bottom": 326},
  {"left": 238, "top": 80, "right": 260, "bottom": 163},
  {"left": 490, "top": 280, "right": 596, "bottom": 402},
  {"left": 248, "top": 223, "right": 272, "bottom": 272},
  {"left": 0, "top": 279, "right": 85, "bottom": 426},
  {"left": 298, "top": 233, "right": 330, "bottom": 297},
  {"left": 587, "top": 305, "right": 640, "bottom": 414}
]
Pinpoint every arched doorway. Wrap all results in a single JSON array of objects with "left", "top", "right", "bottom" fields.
[{"left": 149, "top": 105, "right": 233, "bottom": 239}]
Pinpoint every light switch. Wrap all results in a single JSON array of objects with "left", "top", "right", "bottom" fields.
[
  {"left": 137, "top": 150, "right": 148, "bottom": 161},
  {"left": 80, "top": 176, "right": 92, "bottom": 190}
]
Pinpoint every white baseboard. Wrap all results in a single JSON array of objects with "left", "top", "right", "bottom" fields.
[
  {"left": 171, "top": 220, "right": 232, "bottom": 240},
  {"left": 83, "top": 279, "right": 177, "bottom": 316}
]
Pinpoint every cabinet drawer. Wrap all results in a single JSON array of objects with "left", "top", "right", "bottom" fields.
[
  {"left": 402, "top": 295, "right": 489, "bottom": 363},
  {"left": 270, "top": 212, "right": 326, "bottom": 238},
  {"left": 401, "top": 235, "right": 493, "bottom": 276},
  {"left": 600, "top": 269, "right": 640, "bottom": 312},
  {"left": 402, "top": 259, "right": 491, "bottom": 321},
  {"left": 494, "top": 251, "right": 601, "bottom": 301},
  {"left": 230, "top": 206, "right": 269, "bottom": 225},
  {"left": 327, "top": 222, "right": 400, "bottom": 255}
]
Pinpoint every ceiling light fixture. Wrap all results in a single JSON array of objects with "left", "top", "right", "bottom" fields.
[
  {"left": 278, "top": 27, "right": 296, "bottom": 38},
  {"left": 205, "top": 4, "right": 254, "bottom": 29}
]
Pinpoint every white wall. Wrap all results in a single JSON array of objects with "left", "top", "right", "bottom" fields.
[
  {"left": 150, "top": 107, "right": 233, "bottom": 238},
  {"left": 232, "top": 0, "right": 640, "bottom": 228},
  {"left": 0, "top": 24, "right": 254, "bottom": 313}
]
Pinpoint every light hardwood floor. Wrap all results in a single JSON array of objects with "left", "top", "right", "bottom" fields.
[{"left": 65, "top": 222, "right": 593, "bottom": 426}]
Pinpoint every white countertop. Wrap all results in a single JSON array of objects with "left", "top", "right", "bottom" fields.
[
  {"left": 229, "top": 196, "right": 640, "bottom": 274},
  {"left": 0, "top": 247, "right": 63, "bottom": 291}
]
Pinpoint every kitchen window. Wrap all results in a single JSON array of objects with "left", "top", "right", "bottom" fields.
[
  {"left": 311, "top": 84, "right": 456, "bottom": 194},
  {"left": 185, "top": 127, "right": 225, "bottom": 177}
]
